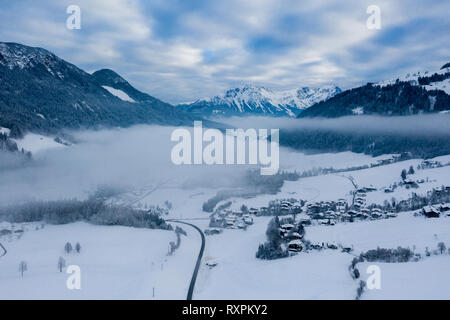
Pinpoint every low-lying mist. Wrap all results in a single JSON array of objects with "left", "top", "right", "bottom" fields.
[
  {"left": 1, "top": 114, "right": 449, "bottom": 206},
  {"left": 0, "top": 125, "right": 254, "bottom": 206},
  {"left": 218, "top": 114, "right": 450, "bottom": 137}
]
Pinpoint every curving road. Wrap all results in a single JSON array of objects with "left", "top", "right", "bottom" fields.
[{"left": 166, "top": 220, "right": 205, "bottom": 300}]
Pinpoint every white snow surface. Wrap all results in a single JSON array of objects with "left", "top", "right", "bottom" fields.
[
  {"left": 13, "top": 133, "right": 66, "bottom": 154},
  {"left": 0, "top": 127, "right": 11, "bottom": 136},
  {"left": 102, "top": 86, "right": 135, "bottom": 103},
  {"left": 376, "top": 67, "right": 450, "bottom": 88},
  {"left": 0, "top": 222, "right": 199, "bottom": 299},
  {"left": 424, "top": 78, "right": 450, "bottom": 95}
]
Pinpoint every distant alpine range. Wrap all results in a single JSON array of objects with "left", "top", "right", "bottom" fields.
[
  {"left": 177, "top": 85, "right": 342, "bottom": 117},
  {"left": 0, "top": 42, "right": 449, "bottom": 138}
]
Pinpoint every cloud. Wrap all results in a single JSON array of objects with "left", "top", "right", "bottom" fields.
[{"left": 0, "top": 0, "right": 449, "bottom": 103}]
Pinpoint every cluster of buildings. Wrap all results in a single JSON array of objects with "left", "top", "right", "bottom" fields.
[
  {"left": 303, "top": 188, "right": 398, "bottom": 225},
  {"left": 0, "top": 222, "right": 25, "bottom": 238},
  {"left": 207, "top": 208, "right": 255, "bottom": 232},
  {"left": 422, "top": 203, "right": 450, "bottom": 218},
  {"left": 417, "top": 159, "right": 444, "bottom": 170},
  {"left": 368, "top": 153, "right": 415, "bottom": 168}
]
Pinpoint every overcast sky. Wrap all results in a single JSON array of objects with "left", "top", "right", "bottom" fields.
[{"left": 0, "top": 0, "right": 449, "bottom": 104}]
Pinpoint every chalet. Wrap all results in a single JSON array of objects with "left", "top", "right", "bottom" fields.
[
  {"left": 298, "top": 217, "right": 312, "bottom": 225},
  {"left": 384, "top": 187, "right": 394, "bottom": 193},
  {"left": 243, "top": 216, "right": 254, "bottom": 225},
  {"left": 419, "top": 160, "right": 441, "bottom": 169},
  {"left": 440, "top": 203, "right": 450, "bottom": 212},
  {"left": 206, "top": 261, "right": 218, "bottom": 268},
  {"left": 280, "top": 224, "right": 294, "bottom": 231},
  {"left": 386, "top": 212, "right": 398, "bottom": 218},
  {"left": 288, "top": 240, "right": 303, "bottom": 252},
  {"left": 370, "top": 209, "right": 383, "bottom": 219},
  {"left": 307, "top": 203, "right": 320, "bottom": 214},
  {"left": 377, "top": 158, "right": 394, "bottom": 165},
  {"left": 225, "top": 218, "right": 236, "bottom": 226},
  {"left": 0, "top": 229, "right": 12, "bottom": 236},
  {"left": 341, "top": 213, "right": 352, "bottom": 221},
  {"left": 204, "top": 228, "right": 222, "bottom": 236},
  {"left": 288, "top": 232, "right": 303, "bottom": 240},
  {"left": 355, "top": 212, "right": 367, "bottom": 219},
  {"left": 356, "top": 192, "right": 366, "bottom": 198},
  {"left": 422, "top": 206, "right": 440, "bottom": 218},
  {"left": 327, "top": 243, "right": 338, "bottom": 250},
  {"left": 325, "top": 210, "right": 337, "bottom": 219},
  {"left": 236, "top": 222, "right": 246, "bottom": 229},
  {"left": 281, "top": 201, "right": 293, "bottom": 207}
]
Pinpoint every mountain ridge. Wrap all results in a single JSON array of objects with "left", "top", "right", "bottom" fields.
[
  {"left": 177, "top": 85, "right": 341, "bottom": 117},
  {"left": 0, "top": 42, "right": 199, "bottom": 137},
  {"left": 299, "top": 65, "right": 450, "bottom": 118}
]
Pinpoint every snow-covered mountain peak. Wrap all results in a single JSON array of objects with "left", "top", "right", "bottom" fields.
[
  {"left": 0, "top": 42, "right": 62, "bottom": 70},
  {"left": 179, "top": 85, "right": 341, "bottom": 117}
]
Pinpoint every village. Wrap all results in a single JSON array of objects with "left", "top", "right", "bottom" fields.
[{"left": 204, "top": 178, "right": 450, "bottom": 256}]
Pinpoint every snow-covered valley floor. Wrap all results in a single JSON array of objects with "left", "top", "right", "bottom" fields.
[
  {"left": 0, "top": 222, "right": 199, "bottom": 299},
  {"left": 1, "top": 126, "right": 450, "bottom": 299}
]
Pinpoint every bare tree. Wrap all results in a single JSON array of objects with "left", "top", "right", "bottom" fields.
[
  {"left": 57, "top": 256, "right": 66, "bottom": 272},
  {"left": 19, "top": 261, "right": 27, "bottom": 277},
  {"left": 438, "top": 242, "right": 446, "bottom": 255},
  {"left": 64, "top": 242, "right": 73, "bottom": 254}
]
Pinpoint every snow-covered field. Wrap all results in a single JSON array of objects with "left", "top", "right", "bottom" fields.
[
  {"left": 0, "top": 222, "right": 198, "bottom": 299},
  {"left": 194, "top": 216, "right": 356, "bottom": 299},
  {"left": 359, "top": 256, "right": 450, "bottom": 300},
  {"left": 190, "top": 211, "right": 450, "bottom": 300},
  {"left": 12, "top": 133, "right": 66, "bottom": 154}
]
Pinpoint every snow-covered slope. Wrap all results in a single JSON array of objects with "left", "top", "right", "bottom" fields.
[
  {"left": 0, "top": 42, "right": 196, "bottom": 135},
  {"left": 102, "top": 86, "right": 136, "bottom": 103},
  {"left": 375, "top": 64, "right": 450, "bottom": 97},
  {"left": 12, "top": 133, "right": 67, "bottom": 154},
  {"left": 178, "top": 85, "right": 341, "bottom": 117},
  {"left": 0, "top": 222, "right": 198, "bottom": 299},
  {"left": 300, "top": 64, "right": 450, "bottom": 118}
]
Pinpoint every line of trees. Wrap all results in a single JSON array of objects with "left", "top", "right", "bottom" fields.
[
  {"left": 0, "top": 198, "right": 172, "bottom": 230},
  {"left": 168, "top": 226, "right": 186, "bottom": 255}
]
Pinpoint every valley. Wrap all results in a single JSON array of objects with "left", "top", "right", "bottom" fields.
[{"left": 2, "top": 129, "right": 449, "bottom": 299}]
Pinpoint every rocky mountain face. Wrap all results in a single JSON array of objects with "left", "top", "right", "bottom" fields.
[{"left": 177, "top": 85, "right": 341, "bottom": 117}]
